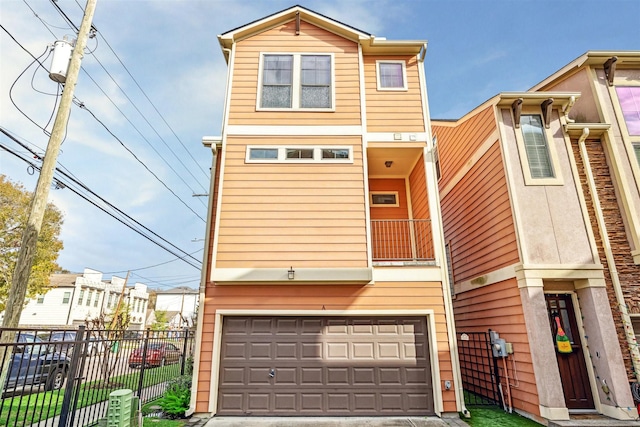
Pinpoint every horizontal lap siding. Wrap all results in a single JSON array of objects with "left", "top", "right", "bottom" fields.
[
  {"left": 217, "top": 136, "right": 367, "bottom": 268},
  {"left": 454, "top": 279, "right": 540, "bottom": 417},
  {"left": 440, "top": 142, "right": 519, "bottom": 282},
  {"left": 194, "top": 281, "right": 456, "bottom": 413},
  {"left": 434, "top": 107, "right": 496, "bottom": 190},
  {"left": 229, "top": 21, "right": 361, "bottom": 126},
  {"left": 364, "top": 56, "right": 425, "bottom": 132}
]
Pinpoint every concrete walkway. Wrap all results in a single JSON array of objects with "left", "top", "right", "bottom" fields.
[{"left": 201, "top": 416, "right": 457, "bottom": 427}]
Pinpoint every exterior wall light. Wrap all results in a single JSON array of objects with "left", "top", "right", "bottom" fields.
[{"left": 288, "top": 267, "right": 295, "bottom": 280}]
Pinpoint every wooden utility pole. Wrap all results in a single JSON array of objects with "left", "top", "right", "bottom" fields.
[{"left": 1, "top": 0, "right": 97, "bottom": 330}]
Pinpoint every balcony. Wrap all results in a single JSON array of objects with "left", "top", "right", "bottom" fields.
[{"left": 371, "top": 219, "right": 434, "bottom": 263}]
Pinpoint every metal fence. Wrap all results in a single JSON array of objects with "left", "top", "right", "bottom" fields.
[
  {"left": 457, "top": 330, "right": 502, "bottom": 407},
  {"left": 0, "top": 326, "right": 195, "bottom": 427}
]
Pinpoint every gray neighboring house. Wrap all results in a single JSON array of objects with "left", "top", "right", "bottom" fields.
[{"left": 154, "top": 286, "right": 198, "bottom": 328}]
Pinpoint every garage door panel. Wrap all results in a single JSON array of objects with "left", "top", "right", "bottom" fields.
[{"left": 218, "top": 316, "right": 433, "bottom": 416}]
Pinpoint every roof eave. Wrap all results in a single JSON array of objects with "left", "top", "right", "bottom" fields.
[{"left": 530, "top": 51, "right": 640, "bottom": 91}]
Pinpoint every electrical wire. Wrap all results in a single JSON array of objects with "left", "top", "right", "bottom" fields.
[
  {"left": 100, "top": 251, "right": 204, "bottom": 275},
  {"left": 0, "top": 126, "right": 202, "bottom": 264},
  {"left": 71, "top": 0, "right": 209, "bottom": 182},
  {"left": 15, "top": 3, "right": 209, "bottom": 213},
  {"left": 71, "top": 99, "right": 207, "bottom": 223},
  {"left": 3, "top": 38, "right": 53, "bottom": 135},
  {"left": 49, "top": 0, "right": 209, "bottom": 195},
  {"left": 0, "top": 133, "right": 202, "bottom": 270}
]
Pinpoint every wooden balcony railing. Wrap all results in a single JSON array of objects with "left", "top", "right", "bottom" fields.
[{"left": 371, "top": 219, "right": 434, "bottom": 262}]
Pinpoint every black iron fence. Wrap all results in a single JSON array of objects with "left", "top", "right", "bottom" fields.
[
  {"left": 0, "top": 326, "right": 195, "bottom": 427},
  {"left": 457, "top": 330, "right": 502, "bottom": 407}
]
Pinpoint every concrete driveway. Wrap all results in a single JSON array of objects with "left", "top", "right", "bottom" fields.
[{"left": 203, "top": 416, "right": 453, "bottom": 427}]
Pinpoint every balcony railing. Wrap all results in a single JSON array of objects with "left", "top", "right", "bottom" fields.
[{"left": 371, "top": 219, "right": 434, "bottom": 262}]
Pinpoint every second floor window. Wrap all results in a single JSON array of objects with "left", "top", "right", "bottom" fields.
[
  {"left": 377, "top": 61, "right": 407, "bottom": 90},
  {"left": 521, "top": 114, "right": 554, "bottom": 179},
  {"left": 62, "top": 292, "right": 71, "bottom": 304},
  {"left": 259, "top": 53, "right": 332, "bottom": 110},
  {"left": 616, "top": 86, "right": 640, "bottom": 136}
]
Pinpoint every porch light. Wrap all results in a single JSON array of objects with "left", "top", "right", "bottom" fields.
[
  {"left": 288, "top": 267, "right": 295, "bottom": 280},
  {"left": 385, "top": 161, "right": 393, "bottom": 168}
]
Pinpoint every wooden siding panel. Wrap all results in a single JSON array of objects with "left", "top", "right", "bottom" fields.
[
  {"left": 195, "top": 281, "right": 456, "bottom": 414},
  {"left": 434, "top": 107, "right": 497, "bottom": 191},
  {"left": 364, "top": 55, "right": 425, "bottom": 132},
  {"left": 228, "top": 20, "right": 361, "bottom": 126},
  {"left": 440, "top": 142, "right": 519, "bottom": 282},
  {"left": 454, "top": 279, "right": 540, "bottom": 417},
  {"left": 217, "top": 136, "right": 368, "bottom": 268}
]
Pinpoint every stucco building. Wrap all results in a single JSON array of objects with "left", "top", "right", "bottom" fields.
[{"left": 432, "top": 51, "right": 640, "bottom": 423}]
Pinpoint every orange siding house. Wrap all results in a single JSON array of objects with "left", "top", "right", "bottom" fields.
[
  {"left": 434, "top": 52, "right": 640, "bottom": 423},
  {"left": 190, "top": 6, "right": 463, "bottom": 419}
]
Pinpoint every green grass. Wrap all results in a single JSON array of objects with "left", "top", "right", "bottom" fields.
[
  {"left": 141, "top": 399, "right": 187, "bottom": 427},
  {"left": 0, "top": 363, "right": 182, "bottom": 426},
  {"left": 463, "top": 407, "right": 542, "bottom": 427}
]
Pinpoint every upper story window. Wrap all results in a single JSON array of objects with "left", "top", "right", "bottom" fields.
[
  {"left": 78, "top": 289, "right": 85, "bottom": 305},
  {"left": 36, "top": 295, "right": 44, "bottom": 304},
  {"left": 247, "top": 146, "right": 352, "bottom": 163},
  {"left": 521, "top": 114, "right": 554, "bottom": 179},
  {"left": 616, "top": 86, "right": 640, "bottom": 167},
  {"left": 370, "top": 192, "right": 399, "bottom": 207},
  {"left": 376, "top": 60, "right": 408, "bottom": 91},
  {"left": 259, "top": 53, "right": 333, "bottom": 110},
  {"left": 62, "top": 292, "right": 71, "bottom": 304},
  {"left": 513, "top": 111, "right": 563, "bottom": 186},
  {"left": 433, "top": 135, "right": 441, "bottom": 180},
  {"left": 616, "top": 86, "right": 640, "bottom": 136}
]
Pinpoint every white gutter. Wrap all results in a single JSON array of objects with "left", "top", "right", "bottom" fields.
[{"left": 577, "top": 127, "right": 640, "bottom": 382}]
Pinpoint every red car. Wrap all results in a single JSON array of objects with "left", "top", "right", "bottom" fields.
[{"left": 128, "top": 342, "right": 182, "bottom": 368}]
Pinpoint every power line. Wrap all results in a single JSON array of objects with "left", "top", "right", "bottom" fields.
[
  {"left": 13, "top": 3, "right": 209, "bottom": 211},
  {"left": 72, "top": 100, "right": 207, "bottom": 223},
  {"left": 50, "top": 0, "right": 210, "bottom": 190},
  {"left": 0, "top": 132, "right": 202, "bottom": 270}
]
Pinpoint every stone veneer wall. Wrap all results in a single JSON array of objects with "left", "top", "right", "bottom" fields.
[{"left": 572, "top": 139, "right": 640, "bottom": 381}]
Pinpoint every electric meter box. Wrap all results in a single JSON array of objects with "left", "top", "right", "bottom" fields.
[{"left": 49, "top": 40, "right": 73, "bottom": 83}]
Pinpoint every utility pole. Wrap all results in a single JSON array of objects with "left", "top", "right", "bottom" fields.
[{"left": 0, "top": 0, "right": 97, "bottom": 354}]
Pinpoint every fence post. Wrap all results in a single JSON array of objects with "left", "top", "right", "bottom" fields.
[
  {"left": 136, "top": 328, "right": 150, "bottom": 398},
  {"left": 181, "top": 327, "right": 190, "bottom": 376},
  {"left": 58, "top": 325, "right": 85, "bottom": 427}
]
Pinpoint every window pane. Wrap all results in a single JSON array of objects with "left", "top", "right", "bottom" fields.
[
  {"left": 250, "top": 148, "right": 278, "bottom": 159},
  {"left": 301, "top": 86, "right": 330, "bottom": 108},
  {"left": 371, "top": 194, "right": 397, "bottom": 205},
  {"left": 63, "top": 292, "right": 71, "bottom": 304},
  {"left": 322, "top": 149, "right": 349, "bottom": 159},
  {"left": 301, "top": 55, "right": 331, "bottom": 108},
  {"left": 634, "top": 143, "right": 640, "bottom": 166},
  {"left": 379, "top": 62, "right": 404, "bottom": 88},
  {"left": 616, "top": 86, "right": 640, "bottom": 136},
  {"left": 262, "top": 55, "right": 292, "bottom": 108},
  {"left": 286, "top": 148, "right": 314, "bottom": 159},
  {"left": 261, "top": 86, "right": 292, "bottom": 108},
  {"left": 521, "top": 115, "right": 554, "bottom": 178}
]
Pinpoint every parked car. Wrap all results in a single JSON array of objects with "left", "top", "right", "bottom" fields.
[
  {"left": 87, "top": 336, "right": 106, "bottom": 355},
  {"left": 4, "top": 333, "right": 70, "bottom": 394},
  {"left": 49, "top": 331, "right": 76, "bottom": 355},
  {"left": 128, "top": 342, "right": 182, "bottom": 368}
]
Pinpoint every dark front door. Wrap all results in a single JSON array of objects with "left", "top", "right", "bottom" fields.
[{"left": 545, "top": 294, "right": 595, "bottom": 410}]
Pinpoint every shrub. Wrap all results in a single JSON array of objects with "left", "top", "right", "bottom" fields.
[{"left": 159, "top": 376, "right": 191, "bottom": 418}]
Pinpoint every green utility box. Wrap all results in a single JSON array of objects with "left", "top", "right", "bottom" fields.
[{"left": 107, "top": 389, "right": 133, "bottom": 427}]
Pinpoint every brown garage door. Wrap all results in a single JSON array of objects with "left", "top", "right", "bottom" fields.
[{"left": 217, "top": 316, "right": 433, "bottom": 416}]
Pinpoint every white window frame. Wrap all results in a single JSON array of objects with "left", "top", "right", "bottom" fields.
[
  {"left": 256, "top": 52, "right": 335, "bottom": 111},
  {"left": 370, "top": 191, "right": 399, "bottom": 207},
  {"left": 246, "top": 146, "right": 353, "bottom": 164},
  {"left": 376, "top": 60, "right": 408, "bottom": 91},
  {"left": 514, "top": 112, "right": 563, "bottom": 186}
]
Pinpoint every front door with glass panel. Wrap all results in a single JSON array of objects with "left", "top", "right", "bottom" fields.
[{"left": 545, "top": 294, "right": 595, "bottom": 410}]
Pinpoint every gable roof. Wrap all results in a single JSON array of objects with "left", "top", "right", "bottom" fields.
[
  {"left": 218, "top": 5, "right": 426, "bottom": 62},
  {"left": 530, "top": 50, "right": 640, "bottom": 91}
]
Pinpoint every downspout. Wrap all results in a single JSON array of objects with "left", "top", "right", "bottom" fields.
[{"left": 577, "top": 127, "right": 640, "bottom": 382}]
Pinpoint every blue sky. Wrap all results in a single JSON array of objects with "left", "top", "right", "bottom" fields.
[{"left": 1, "top": 0, "right": 639, "bottom": 290}]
